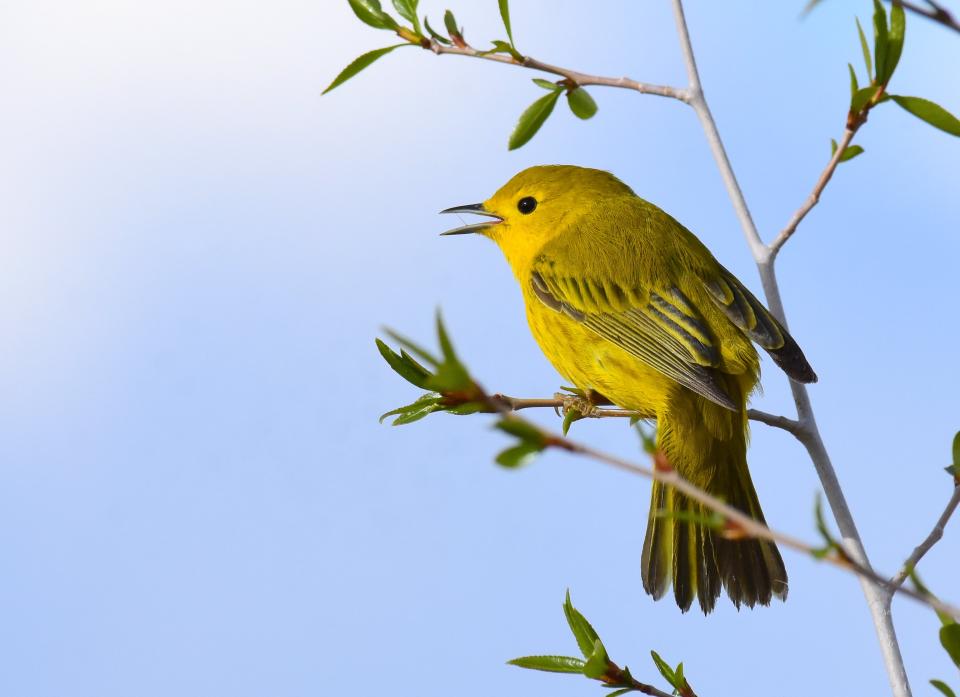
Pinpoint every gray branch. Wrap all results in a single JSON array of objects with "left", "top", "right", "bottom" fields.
[
  {"left": 668, "top": 1, "right": 910, "bottom": 694},
  {"left": 890, "top": 484, "right": 960, "bottom": 590}
]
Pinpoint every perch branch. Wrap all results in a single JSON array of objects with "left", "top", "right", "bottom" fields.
[{"left": 487, "top": 393, "right": 803, "bottom": 436}]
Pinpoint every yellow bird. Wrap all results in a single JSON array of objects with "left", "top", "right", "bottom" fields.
[{"left": 440, "top": 165, "right": 816, "bottom": 614}]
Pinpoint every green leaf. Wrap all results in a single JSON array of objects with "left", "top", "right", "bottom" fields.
[
  {"left": 390, "top": 403, "right": 442, "bottom": 425},
  {"left": 911, "top": 570, "right": 954, "bottom": 626},
  {"left": 813, "top": 494, "right": 833, "bottom": 542},
  {"left": 650, "top": 650, "right": 676, "bottom": 687},
  {"left": 423, "top": 16, "right": 451, "bottom": 44},
  {"left": 428, "top": 364, "right": 471, "bottom": 392},
  {"left": 391, "top": 0, "right": 418, "bottom": 25},
  {"left": 872, "top": 0, "right": 889, "bottom": 84},
  {"left": 383, "top": 329, "right": 439, "bottom": 367},
  {"left": 910, "top": 568, "right": 933, "bottom": 596},
  {"left": 941, "top": 623, "right": 960, "bottom": 668},
  {"left": 856, "top": 17, "right": 873, "bottom": 81},
  {"left": 444, "top": 9, "right": 461, "bottom": 40},
  {"left": 566, "top": 87, "right": 598, "bottom": 120},
  {"left": 348, "top": 0, "right": 399, "bottom": 30},
  {"left": 582, "top": 639, "right": 610, "bottom": 680},
  {"left": 376, "top": 339, "right": 432, "bottom": 389},
  {"left": 494, "top": 418, "right": 545, "bottom": 445},
  {"left": 839, "top": 145, "right": 864, "bottom": 162},
  {"left": 890, "top": 95, "right": 960, "bottom": 136},
  {"left": 533, "top": 78, "right": 560, "bottom": 90},
  {"left": 850, "top": 85, "right": 877, "bottom": 113},
  {"left": 606, "top": 690, "right": 633, "bottom": 697},
  {"left": 563, "top": 590, "right": 601, "bottom": 658},
  {"left": 323, "top": 44, "right": 410, "bottom": 94},
  {"left": 932, "top": 680, "right": 958, "bottom": 697},
  {"left": 381, "top": 315, "right": 470, "bottom": 392},
  {"left": 495, "top": 442, "right": 542, "bottom": 468},
  {"left": 446, "top": 401, "right": 486, "bottom": 415},
  {"left": 675, "top": 662, "right": 692, "bottom": 695},
  {"left": 481, "top": 40, "right": 523, "bottom": 61},
  {"left": 885, "top": 0, "right": 905, "bottom": 82},
  {"left": 435, "top": 311, "right": 458, "bottom": 363},
  {"left": 848, "top": 63, "right": 859, "bottom": 97},
  {"left": 953, "top": 431, "right": 960, "bottom": 469},
  {"left": 400, "top": 349, "right": 431, "bottom": 374},
  {"left": 507, "top": 655, "right": 585, "bottom": 673},
  {"left": 383, "top": 339, "right": 468, "bottom": 393},
  {"left": 379, "top": 393, "right": 443, "bottom": 425},
  {"left": 498, "top": 0, "right": 515, "bottom": 46},
  {"left": 508, "top": 89, "right": 562, "bottom": 150},
  {"left": 562, "top": 407, "right": 581, "bottom": 436}
]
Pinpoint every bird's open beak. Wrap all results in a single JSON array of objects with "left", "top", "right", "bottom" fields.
[{"left": 439, "top": 203, "right": 503, "bottom": 235}]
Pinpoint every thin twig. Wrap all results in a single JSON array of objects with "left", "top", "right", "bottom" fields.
[
  {"left": 426, "top": 41, "right": 690, "bottom": 101},
  {"left": 478, "top": 385, "right": 960, "bottom": 621},
  {"left": 769, "top": 129, "right": 856, "bottom": 258},
  {"left": 482, "top": 394, "right": 960, "bottom": 622},
  {"left": 892, "top": 0, "right": 960, "bottom": 33},
  {"left": 488, "top": 393, "right": 802, "bottom": 436},
  {"left": 614, "top": 667, "right": 676, "bottom": 697},
  {"left": 571, "top": 437, "right": 960, "bottom": 621},
  {"left": 670, "top": 4, "right": 768, "bottom": 262},
  {"left": 746, "top": 409, "right": 805, "bottom": 437},
  {"left": 890, "top": 485, "right": 960, "bottom": 591}
]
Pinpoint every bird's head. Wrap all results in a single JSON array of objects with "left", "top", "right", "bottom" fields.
[{"left": 440, "top": 165, "right": 634, "bottom": 276}]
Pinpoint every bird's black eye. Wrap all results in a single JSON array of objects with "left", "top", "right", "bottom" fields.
[{"left": 517, "top": 196, "right": 538, "bottom": 214}]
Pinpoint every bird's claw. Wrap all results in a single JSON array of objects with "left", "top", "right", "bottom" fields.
[{"left": 553, "top": 392, "right": 600, "bottom": 418}]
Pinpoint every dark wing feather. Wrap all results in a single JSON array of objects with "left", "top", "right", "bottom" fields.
[
  {"left": 531, "top": 268, "right": 738, "bottom": 410},
  {"left": 704, "top": 266, "right": 817, "bottom": 384}
]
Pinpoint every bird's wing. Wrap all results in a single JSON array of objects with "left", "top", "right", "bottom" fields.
[
  {"left": 702, "top": 265, "right": 817, "bottom": 384},
  {"left": 530, "top": 260, "right": 738, "bottom": 411}
]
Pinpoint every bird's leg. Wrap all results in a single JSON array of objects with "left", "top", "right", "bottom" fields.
[
  {"left": 585, "top": 389, "right": 612, "bottom": 406},
  {"left": 553, "top": 388, "right": 612, "bottom": 418}
]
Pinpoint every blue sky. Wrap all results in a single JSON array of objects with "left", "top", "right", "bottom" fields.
[{"left": 1, "top": 1, "right": 959, "bottom": 695}]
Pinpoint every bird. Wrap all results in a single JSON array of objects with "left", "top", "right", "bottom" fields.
[{"left": 439, "top": 165, "right": 817, "bottom": 614}]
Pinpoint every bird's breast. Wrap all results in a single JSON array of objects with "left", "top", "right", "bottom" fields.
[{"left": 522, "top": 288, "right": 674, "bottom": 414}]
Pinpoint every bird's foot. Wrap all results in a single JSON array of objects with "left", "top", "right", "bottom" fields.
[{"left": 553, "top": 388, "right": 610, "bottom": 419}]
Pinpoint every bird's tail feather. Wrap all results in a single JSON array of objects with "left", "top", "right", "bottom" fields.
[{"left": 641, "top": 403, "right": 787, "bottom": 613}]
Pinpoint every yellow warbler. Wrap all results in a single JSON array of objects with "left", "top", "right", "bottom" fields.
[{"left": 441, "top": 165, "right": 816, "bottom": 614}]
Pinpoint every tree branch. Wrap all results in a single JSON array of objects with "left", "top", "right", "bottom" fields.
[
  {"left": 427, "top": 41, "right": 690, "bottom": 101},
  {"left": 565, "top": 432, "right": 960, "bottom": 623},
  {"left": 769, "top": 128, "right": 856, "bottom": 258},
  {"left": 889, "top": 484, "right": 960, "bottom": 591},
  {"left": 666, "top": 1, "right": 911, "bottom": 694},
  {"left": 892, "top": 0, "right": 960, "bottom": 34},
  {"left": 479, "top": 390, "right": 960, "bottom": 623},
  {"left": 746, "top": 409, "right": 806, "bottom": 437},
  {"left": 487, "top": 392, "right": 803, "bottom": 436}
]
